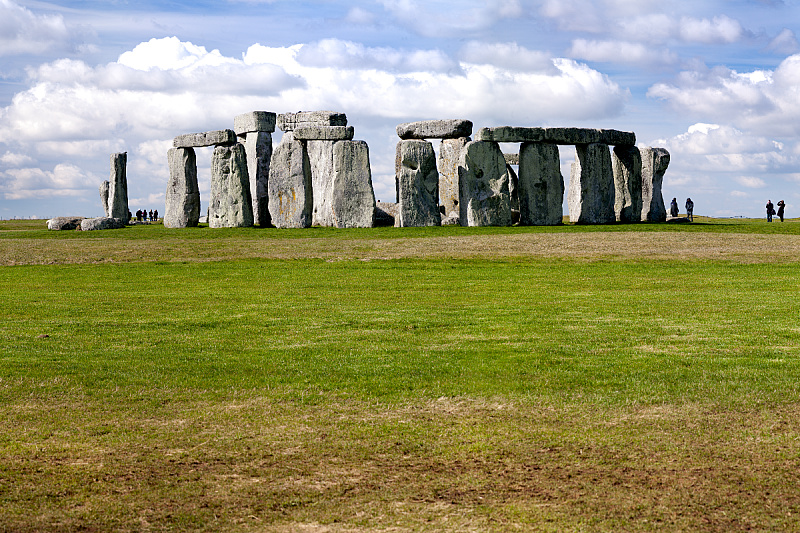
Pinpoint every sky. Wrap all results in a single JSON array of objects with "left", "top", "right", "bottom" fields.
[{"left": 1, "top": 0, "right": 799, "bottom": 220}]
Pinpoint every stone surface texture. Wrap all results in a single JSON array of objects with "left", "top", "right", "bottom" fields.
[
  {"left": 437, "top": 137, "right": 470, "bottom": 218},
  {"left": 268, "top": 132, "right": 312, "bottom": 228},
  {"left": 641, "top": 147, "right": 670, "bottom": 222},
  {"left": 517, "top": 142, "right": 564, "bottom": 225},
  {"left": 504, "top": 153, "right": 519, "bottom": 165},
  {"left": 209, "top": 143, "right": 254, "bottom": 228},
  {"left": 396, "top": 120, "right": 473, "bottom": 140},
  {"left": 458, "top": 140, "right": 512, "bottom": 227},
  {"left": 46, "top": 217, "right": 85, "bottom": 230},
  {"left": 477, "top": 127, "right": 636, "bottom": 146},
  {"left": 277, "top": 111, "right": 347, "bottom": 132},
  {"left": 507, "top": 163, "right": 519, "bottom": 212},
  {"left": 234, "top": 111, "right": 276, "bottom": 135},
  {"left": 331, "top": 140, "right": 376, "bottom": 228},
  {"left": 375, "top": 201, "right": 398, "bottom": 227},
  {"left": 293, "top": 126, "right": 354, "bottom": 141},
  {"left": 612, "top": 145, "right": 643, "bottom": 223},
  {"left": 396, "top": 140, "right": 441, "bottom": 227},
  {"left": 165, "top": 147, "right": 201, "bottom": 228},
  {"left": 242, "top": 131, "right": 272, "bottom": 227},
  {"left": 306, "top": 140, "right": 337, "bottom": 227},
  {"left": 99, "top": 180, "right": 110, "bottom": 217},
  {"left": 108, "top": 152, "right": 129, "bottom": 221},
  {"left": 173, "top": 130, "right": 236, "bottom": 148},
  {"left": 567, "top": 143, "right": 615, "bottom": 224},
  {"left": 80, "top": 217, "right": 125, "bottom": 231}
]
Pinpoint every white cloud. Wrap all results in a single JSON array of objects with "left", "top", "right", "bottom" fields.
[
  {"left": 0, "top": 0, "right": 84, "bottom": 57},
  {"left": 735, "top": 176, "right": 767, "bottom": 188},
  {"left": 295, "top": 39, "right": 459, "bottom": 73},
  {"left": 678, "top": 15, "right": 744, "bottom": 44},
  {"left": 459, "top": 42, "right": 556, "bottom": 73},
  {"left": 1, "top": 163, "right": 95, "bottom": 200},
  {"left": 569, "top": 39, "right": 677, "bottom": 65},
  {"left": 379, "top": 0, "right": 523, "bottom": 37},
  {"left": 0, "top": 151, "right": 34, "bottom": 166},
  {"left": 344, "top": 7, "right": 378, "bottom": 25},
  {"left": 730, "top": 190, "right": 748, "bottom": 197},
  {"left": 768, "top": 28, "right": 799, "bottom": 54}
]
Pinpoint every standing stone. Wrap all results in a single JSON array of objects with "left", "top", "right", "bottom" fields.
[
  {"left": 268, "top": 132, "right": 312, "bottom": 228},
  {"left": 241, "top": 131, "right": 272, "bottom": 227},
  {"left": 567, "top": 144, "right": 615, "bottom": 224},
  {"left": 99, "top": 181, "right": 110, "bottom": 217},
  {"left": 518, "top": 142, "right": 564, "bottom": 226},
  {"left": 458, "top": 141, "right": 512, "bottom": 227},
  {"left": 108, "top": 153, "right": 128, "bottom": 221},
  {"left": 437, "top": 137, "right": 470, "bottom": 218},
  {"left": 396, "top": 140, "right": 441, "bottom": 227},
  {"left": 612, "top": 145, "right": 642, "bottom": 223},
  {"left": 306, "top": 140, "right": 336, "bottom": 227},
  {"left": 331, "top": 140, "right": 376, "bottom": 228},
  {"left": 209, "top": 143, "right": 253, "bottom": 228},
  {"left": 507, "top": 164, "right": 519, "bottom": 213},
  {"left": 641, "top": 147, "right": 670, "bottom": 222},
  {"left": 165, "top": 147, "right": 200, "bottom": 228}
]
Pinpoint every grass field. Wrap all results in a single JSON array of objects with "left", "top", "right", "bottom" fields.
[{"left": 1, "top": 218, "right": 799, "bottom": 531}]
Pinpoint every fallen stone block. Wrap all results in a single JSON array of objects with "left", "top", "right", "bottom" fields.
[
  {"left": 234, "top": 111, "right": 276, "bottom": 135},
  {"left": 518, "top": 142, "right": 564, "bottom": 226},
  {"left": 641, "top": 147, "right": 670, "bottom": 222},
  {"left": 277, "top": 111, "right": 347, "bottom": 132},
  {"left": 293, "top": 126, "right": 354, "bottom": 141},
  {"left": 209, "top": 143, "right": 254, "bottom": 228},
  {"left": 108, "top": 152, "right": 128, "bottom": 221},
  {"left": 164, "top": 147, "right": 201, "bottom": 228},
  {"left": 331, "top": 140, "right": 376, "bottom": 228},
  {"left": 437, "top": 137, "right": 470, "bottom": 219},
  {"left": 612, "top": 145, "right": 642, "bottom": 223},
  {"left": 567, "top": 143, "right": 615, "bottom": 224},
  {"left": 173, "top": 129, "right": 237, "bottom": 148},
  {"left": 80, "top": 217, "right": 126, "bottom": 231},
  {"left": 99, "top": 180, "right": 110, "bottom": 217},
  {"left": 241, "top": 131, "right": 272, "bottom": 227},
  {"left": 397, "top": 140, "right": 441, "bottom": 227},
  {"left": 268, "top": 132, "right": 312, "bottom": 228},
  {"left": 47, "top": 216, "right": 85, "bottom": 230},
  {"left": 396, "top": 119, "right": 473, "bottom": 139},
  {"left": 458, "top": 141, "right": 512, "bottom": 226}
]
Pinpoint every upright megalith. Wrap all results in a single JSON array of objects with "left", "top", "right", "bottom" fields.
[
  {"left": 517, "top": 142, "right": 564, "bottom": 226},
  {"left": 612, "top": 145, "right": 642, "bottom": 223},
  {"left": 331, "top": 140, "right": 376, "bottom": 228},
  {"left": 458, "top": 141, "right": 512, "bottom": 227},
  {"left": 99, "top": 181, "right": 110, "bottom": 217},
  {"left": 641, "top": 147, "right": 670, "bottom": 222},
  {"left": 164, "top": 147, "right": 200, "bottom": 228},
  {"left": 396, "top": 140, "right": 441, "bottom": 227},
  {"left": 306, "top": 140, "right": 336, "bottom": 227},
  {"left": 437, "top": 137, "right": 470, "bottom": 218},
  {"left": 209, "top": 143, "right": 253, "bottom": 228},
  {"left": 108, "top": 152, "right": 128, "bottom": 221},
  {"left": 235, "top": 111, "right": 276, "bottom": 227},
  {"left": 567, "top": 144, "right": 615, "bottom": 224},
  {"left": 268, "top": 132, "right": 312, "bottom": 228}
]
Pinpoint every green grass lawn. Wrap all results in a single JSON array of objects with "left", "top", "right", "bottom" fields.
[{"left": 1, "top": 219, "right": 799, "bottom": 531}]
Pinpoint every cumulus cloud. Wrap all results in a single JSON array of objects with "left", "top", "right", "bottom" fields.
[
  {"left": 0, "top": 0, "right": 87, "bottom": 57},
  {"left": 678, "top": 15, "right": 744, "bottom": 44},
  {"left": 379, "top": 0, "right": 523, "bottom": 37},
  {"left": 568, "top": 39, "right": 678, "bottom": 65},
  {"left": 295, "top": 39, "right": 459, "bottom": 73},
  {"left": 768, "top": 28, "right": 799, "bottom": 54},
  {"left": 0, "top": 151, "right": 34, "bottom": 166},
  {"left": 459, "top": 42, "right": 556, "bottom": 73},
  {"left": 736, "top": 176, "right": 767, "bottom": 188},
  {"left": 344, "top": 7, "right": 378, "bottom": 25},
  {"left": 1, "top": 163, "right": 95, "bottom": 200}
]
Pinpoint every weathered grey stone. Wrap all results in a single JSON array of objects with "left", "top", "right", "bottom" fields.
[
  {"left": 46, "top": 216, "right": 84, "bottom": 230},
  {"left": 293, "top": 126, "right": 354, "bottom": 141},
  {"left": 173, "top": 129, "right": 236, "bottom": 148},
  {"left": 164, "top": 147, "right": 200, "bottom": 228},
  {"left": 440, "top": 214, "right": 460, "bottom": 226},
  {"left": 396, "top": 140, "right": 441, "bottom": 227},
  {"left": 518, "top": 142, "right": 564, "bottom": 226},
  {"left": 108, "top": 152, "right": 128, "bottom": 221},
  {"left": 641, "top": 147, "right": 670, "bottom": 222},
  {"left": 277, "top": 111, "right": 347, "bottom": 132},
  {"left": 375, "top": 201, "right": 397, "bottom": 227},
  {"left": 612, "top": 145, "right": 642, "bottom": 223},
  {"left": 477, "top": 127, "right": 636, "bottom": 146},
  {"left": 437, "top": 137, "right": 470, "bottom": 218},
  {"left": 567, "top": 144, "right": 615, "bottom": 224},
  {"left": 331, "top": 140, "right": 376, "bottom": 228},
  {"left": 99, "top": 180, "right": 110, "bottom": 217},
  {"left": 268, "top": 132, "right": 312, "bottom": 228},
  {"left": 458, "top": 141, "right": 512, "bottom": 227},
  {"left": 80, "top": 217, "right": 125, "bottom": 231},
  {"left": 234, "top": 111, "right": 276, "bottom": 135},
  {"left": 507, "top": 163, "right": 519, "bottom": 212},
  {"left": 396, "top": 119, "right": 473, "bottom": 140},
  {"left": 242, "top": 131, "right": 272, "bottom": 227},
  {"left": 306, "top": 140, "right": 336, "bottom": 227},
  {"left": 504, "top": 153, "right": 519, "bottom": 165},
  {"left": 209, "top": 143, "right": 253, "bottom": 228}
]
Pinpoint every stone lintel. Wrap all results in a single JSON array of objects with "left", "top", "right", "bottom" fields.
[
  {"left": 477, "top": 126, "right": 636, "bottom": 146},
  {"left": 277, "top": 111, "right": 347, "bottom": 132},
  {"left": 234, "top": 111, "right": 276, "bottom": 135},
  {"left": 396, "top": 119, "right": 473, "bottom": 139},
  {"left": 173, "top": 129, "right": 237, "bottom": 148},
  {"left": 292, "top": 125, "right": 355, "bottom": 141}
]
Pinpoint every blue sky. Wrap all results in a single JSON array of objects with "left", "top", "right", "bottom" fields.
[{"left": 1, "top": 0, "right": 799, "bottom": 219}]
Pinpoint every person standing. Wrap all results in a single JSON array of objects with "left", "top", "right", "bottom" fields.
[
  {"left": 670, "top": 197, "right": 679, "bottom": 217},
  {"left": 153, "top": 209, "right": 159, "bottom": 221},
  {"left": 685, "top": 198, "right": 694, "bottom": 222},
  {"left": 777, "top": 200, "right": 786, "bottom": 222},
  {"left": 766, "top": 200, "right": 775, "bottom": 222}
]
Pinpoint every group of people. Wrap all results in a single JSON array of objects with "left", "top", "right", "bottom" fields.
[
  {"left": 132, "top": 209, "right": 158, "bottom": 222},
  {"left": 766, "top": 200, "right": 786, "bottom": 222},
  {"left": 669, "top": 197, "right": 694, "bottom": 222}
]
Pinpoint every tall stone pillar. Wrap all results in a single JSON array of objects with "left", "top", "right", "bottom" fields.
[
  {"left": 209, "top": 143, "right": 253, "bottom": 228},
  {"left": 99, "top": 181, "right": 110, "bottom": 217},
  {"left": 306, "top": 140, "right": 337, "bottom": 227},
  {"left": 567, "top": 143, "right": 615, "bottom": 224},
  {"left": 331, "top": 140, "right": 376, "bottom": 228},
  {"left": 108, "top": 152, "right": 128, "bottom": 221},
  {"left": 437, "top": 137, "right": 470, "bottom": 218},
  {"left": 396, "top": 140, "right": 441, "bottom": 227},
  {"left": 518, "top": 142, "right": 564, "bottom": 226},
  {"left": 641, "top": 147, "right": 670, "bottom": 222},
  {"left": 164, "top": 147, "right": 200, "bottom": 228},
  {"left": 235, "top": 112, "right": 276, "bottom": 227},
  {"left": 612, "top": 145, "right": 642, "bottom": 223},
  {"left": 268, "top": 132, "right": 312, "bottom": 228},
  {"left": 458, "top": 140, "right": 512, "bottom": 226}
]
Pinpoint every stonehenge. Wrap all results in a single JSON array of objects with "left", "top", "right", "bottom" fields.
[
  {"left": 235, "top": 111, "right": 275, "bottom": 227},
  {"left": 108, "top": 152, "right": 129, "bottom": 221},
  {"left": 165, "top": 147, "right": 200, "bottom": 228}
]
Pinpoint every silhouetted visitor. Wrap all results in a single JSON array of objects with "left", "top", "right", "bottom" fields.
[
  {"left": 777, "top": 200, "right": 785, "bottom": 222},
  {"left": 153, "top": 209, "right": 158, "bottom": 221},
  {"left": 766, "top": 200, "right": 775, "bottom": 222},
  {"left": 149, "top": 210, "right": 153, "bottom": 221},
  {"left": 670, "top": 197, "right": 679, "bottom": 217},
  {"left": 135, "top": 209, "right": 142, "bottom": 222},
  {"left": 685, "top": 198, "right": 694, "bottom": 222}
]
